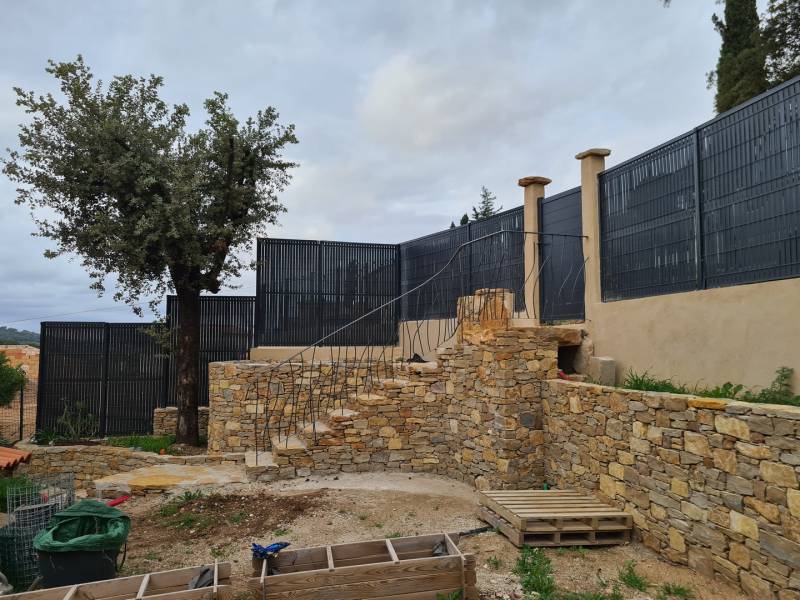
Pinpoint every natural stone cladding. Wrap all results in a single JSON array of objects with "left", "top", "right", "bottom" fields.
[
  {"left": 208, "top": 300, "right": 561, "bottom": 489},
  {"left": 153, "top": 406, "right": 209, "bottom": 437},
  {"left": 543, "top": 379, "right": 800, "bottom": 600},
  {"left": 16, "top": 443, "right": 245, "bottom": 489}
]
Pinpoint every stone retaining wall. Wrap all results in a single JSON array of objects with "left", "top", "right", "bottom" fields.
[
  {"left": 15, "top": 444, "right": 245, "bottom": 489},
  {"left": 209, "top": 292, "right": 563, "bottom": 489},
  {"left": 543, "top": 379, "right": 800, "bottom": 599},
  {"left": 153, "top": 406, "right": 209, "bottom": 437}
]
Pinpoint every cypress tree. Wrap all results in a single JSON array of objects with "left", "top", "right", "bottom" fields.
[
  {"left": 763, "top": 0, "right": 800, "bottom": 85},
  {"left": 710, "top": 0, "right": 769, "bottom": 113}
]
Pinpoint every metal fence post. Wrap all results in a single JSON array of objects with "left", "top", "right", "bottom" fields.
[
  {"left": 99, "top": 323, "right": 110, "bottom": 437},
  {"left": 317, "top": 241, "right": 324, "bottom": 342},
  {"left": 18, "top": 384, "right": 24, "bottom": 442},
  {"left": 692, "top": 128, "right": 705, "bottom": 290}
]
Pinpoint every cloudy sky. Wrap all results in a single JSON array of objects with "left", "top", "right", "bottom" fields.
[{"left": 0, "top": 0, "right": 761, "bottom": 331}]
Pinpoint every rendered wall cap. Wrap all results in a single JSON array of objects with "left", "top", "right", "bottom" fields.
[
  {"left": 575, "top": 148, "right": 611, "bottom": 160},
  {"left": 517, "top": 176, "right": 552, "bottom": 187}
]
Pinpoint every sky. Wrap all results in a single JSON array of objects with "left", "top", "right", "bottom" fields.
[{"left": 0, "top": 0, "right": 764, "bottom": 332}]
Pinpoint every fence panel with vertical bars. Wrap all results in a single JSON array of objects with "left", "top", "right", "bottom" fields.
[
  {"left": 539, "top": 186, "right": 585, "bottom": 322},
  {"left": 256, "top": 238, "right": 399, "bottom": 346},
  {"left": 599, "top": 76, "right": 800, "bottom": 301}
]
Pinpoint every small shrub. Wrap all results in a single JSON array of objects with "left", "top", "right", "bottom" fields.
[
  {"left": 0, "top": 353, "right": 26, "bottom": 408},
  {"left": 657, "top": 583, "right": 694, "bottom": 600},
  {"left": 0, "top": 476, "right": 34, "bottom": 512},
  {"left": 107, "top": 435, "right": 175, "bottom": 453},
  {"left": 618, "top": 560, "right": 649, "bottom": 591},
  {"left": 56, "top": 399, "right": 97, "bottom": 440},
  {"left": 513, "top": 547, "right": 558, "bottom": 599},
  {"left": 623, "top": 369, "right": 688, "bottom": 395},
  {"left": 739, "top": 367, "right": 800, "bottom": 407}
]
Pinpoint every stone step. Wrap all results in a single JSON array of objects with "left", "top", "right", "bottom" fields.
[
  {"left": 301, "top": 420, "right": 332, "bottom": 436},
  {"left": 270, "top": 434, "right": 308, "bottom": 454},
  {"left": 378, "top": 378, "right": 410, "bottom": 389},
  {"left": 327, "top": 407, "right": 360, "bottom": 420}
]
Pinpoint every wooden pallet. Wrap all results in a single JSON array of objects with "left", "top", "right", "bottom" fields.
[
  {"left": 249, "top": 533, "right": 477, "bottom": 600},
  {"left": 478, "top": 489, "right": 632, "bottom": 548},
  {"left": 4, "top": 562, "right": 232, "bottom": 600}
]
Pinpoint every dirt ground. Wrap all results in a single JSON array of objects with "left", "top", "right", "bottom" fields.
[{"left": 116, "top": 473, "right": 749, "bottom": 600}]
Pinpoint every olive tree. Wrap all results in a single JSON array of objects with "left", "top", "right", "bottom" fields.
[{"left": 3, "top": 57, "right": 298, "bottom": 444}]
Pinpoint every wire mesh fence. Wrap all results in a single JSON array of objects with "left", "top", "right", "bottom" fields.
[
  {"left": 0, "top": 380, "right": 37, "bottom": 444},
  {"left": 0, "top": 473, "right": 75, "bottom": 591}
]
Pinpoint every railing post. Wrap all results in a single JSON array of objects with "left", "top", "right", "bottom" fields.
[
  {"left": 692, "top": 128, "right": 705, "bottom": 290},
  {"left": 518, "top": 175, "right": 551, "bottom": 321},
  {"left": 575, "top": 148, "right": 611, "bottom": 323}
]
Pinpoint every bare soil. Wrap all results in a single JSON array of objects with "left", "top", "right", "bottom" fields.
[{"left": 118, "top": 473, "right": 748, "bottom": 600}]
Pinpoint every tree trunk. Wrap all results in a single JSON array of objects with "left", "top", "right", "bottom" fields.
[{"left": 175, "top": 287, "right": 201, "bottom": 445}]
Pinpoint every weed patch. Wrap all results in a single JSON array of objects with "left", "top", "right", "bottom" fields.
[
  {"left": 657, "top": 583, "right": 694, "bottom": 600},
  {"left": 618, "top": 560, "right": 649, "bottom": 591}
]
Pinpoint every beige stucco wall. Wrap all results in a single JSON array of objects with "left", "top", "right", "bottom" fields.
[{"left": 587, "top": 277, "right": 800, "bottom": 390}]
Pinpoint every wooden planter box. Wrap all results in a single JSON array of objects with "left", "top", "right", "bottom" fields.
[
  {"left": 249, "top": 533, "right": 477, "bottom": 600},
  {"left": 4, "top": 562, "right": 232, "bottom": 600}
]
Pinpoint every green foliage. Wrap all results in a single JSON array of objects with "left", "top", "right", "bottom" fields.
[
  {"left": 435, "top": 592, "right": 462, "bottom": 600},
  {"left": 486, "top": 555, "right": 502, "bottom": 570},
  {"left": 763, "top": 0, "right": 800, "bottom": 85},
  {"left": 618, "top": 560, "right": 649, "bottom": 591},
  {"left": 739, "top": 367, "right": 800, "bottom": 406},
  {"left": 471, "top": 186, "right": 502, "bottom": 221},
  {"left": 107, "top": 435, "right": 175, "bottom": 453},
  {"left": 709, "top": 0, "right": 769, "bottom": 113},
  {"left": 657, "top": 583, "right": 695, "bottom": 600},
  {"left": 459, "top": 213, "right": 469, "bottom": 226},
  {"left": 3, "top": 56, "right": 298, "bottom": 444},
  {"left": 33, "top": 428, "right": 58, "bottom": 445},
  {"left": 0, "top": 476, "right": 33, "bottom": 512},
  {"left": 159, "top": 489, "right": 205, "bottom": 518},
  {"left": 513, "top": 547, "right": 558, "bottom": 599},
  {"left": 56, "top": 399, "right": 97, "bottom": 440},
  {"left": 0, "top": 352, "right": 27, "bottom": 408},
  {"left": 622, "top": 367, "right": 800, "bottom": 407},
  {"left": 0, "top": 327, "right": 39, "bottom": 346}
]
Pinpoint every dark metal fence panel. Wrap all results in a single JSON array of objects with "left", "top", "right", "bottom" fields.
[
  {"left": 37, "top": 322, "right": 106, "bottom": 435},
  {"left": 399, "top": 226, "right": 470, "bottom": 321},
  {"left": 105, "top": 324, "right": 166, "bottom": 435},
  {"left": 256, "top": 238, "right": 399, "bottom": 346},
  {"left": 700, "top": 78, "right": 800, "bottom": 288},
  {"left": 399, "top": 206, "right": 525, "bottom": 320},
  {"left": 599, "top": 133, "right": 699, "bottom": 300},
  {"left": 599, "top": 76, "right": 800, "bottom": 301},
  {"left": 37, "top": 322, "right": 162, "bottom": 435},
  {"left": 166, "top": 295, "right": 255, "bottom": 407},
  {"left": 539, "top": 187, "right": 585, "bottom": 322}
]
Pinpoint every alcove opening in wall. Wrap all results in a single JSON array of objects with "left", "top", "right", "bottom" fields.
[{"left": 558, "top": 345, "right": 579, "bottom": 374}]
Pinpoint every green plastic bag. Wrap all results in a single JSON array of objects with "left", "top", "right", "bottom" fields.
[{"left": 33, "top": 499, "right": 130, "bottom": 553}]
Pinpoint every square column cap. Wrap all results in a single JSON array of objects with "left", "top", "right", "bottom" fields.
[
  {"left": 575, "top": 148, "right": 611, "bottom": 160},
  {"left": 517, "top": 176, "right": 552, "bottom": 188}
]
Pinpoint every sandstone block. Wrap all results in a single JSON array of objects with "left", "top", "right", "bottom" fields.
[
  {"left": 760, "top": 461, "right": 798, "bottom": 488},
  {"left": 715, "top": 415, "right": 751, "bottom": 440},
  {"left": 730, "top": 511, "right": 760, "bottom": 540}
]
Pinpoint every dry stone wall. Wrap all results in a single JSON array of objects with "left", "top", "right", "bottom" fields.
[
  {"left": 15, "top": 443, "right": 245, "bottom": 489},
  {"left": 153, "top": 406, "right": 209, "bottom": 437},
  {"left": 207, "top": 301, "right": 560, "bottom": 488},
  {"left": 543, "top": 379, "right": 800, "bottom": 600}
]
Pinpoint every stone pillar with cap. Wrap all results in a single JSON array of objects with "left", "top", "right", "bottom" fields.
[
  {"left": 575, "top": 148, "right": 611, "bottom": 320},
  {"left": 518, "top": 176, "right": 551, "bottom": 322}
]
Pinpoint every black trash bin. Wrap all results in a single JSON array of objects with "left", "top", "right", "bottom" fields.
[{"left": 34, "top": 500, "right": 130, "bottom": 588}]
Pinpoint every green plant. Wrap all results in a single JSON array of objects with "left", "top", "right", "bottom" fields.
[
  {"left": 387, "top": 532, "right": 403, "bottom": 539},
  {"left": 107, "top": 435, "right": 175, "bottom": 453},
  {"left": 657, "top": 583, "right": 694, "bottom": 600},
  {"left": 623, "top": 369, "right": 688, "bottom": 395},
  {"left": 0, "top": 353, "right": 26, "bottom": 408},
  {"left": 486, "top": 555, "right": 502, "bottom": 570},
  {"left": 273, "top": 527, "right": 291, "bottom": 536},
  {"left": 0, "top": 476, "right": 34, "bottom": 512},
  {"left": 740, "top": 367, "right": 800, "bottom": 406},
  {"left": 435, "top": 591, "right": 462, "bottom": 600},
  {"left": 144, "top": 551, "right": 160, "bottom": 561},
  {"left": 33, "top": 428, "right": 58, "bottom": 445},
  {"left": 618, "top": 560, "right": 649, "bottom": 591},
  {"left": 513, "top": 547, "right": 558, "bottom": 599},
  {"left": 229, "top": 512, "right": 246, "bottom": 524},
  {"left": 56, "top": 399, "right": 97, "bottom": 440}
]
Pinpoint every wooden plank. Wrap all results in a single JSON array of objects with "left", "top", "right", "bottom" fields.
[
  {"left": 326, "top": 546, "right": 335, "bottom": 572},
  {"left": 477, "top": 494, "right": 524, "bottom": 529},
  {"left": 136, "top": 576, "right": 151, "bottom": 600},
  {"left": 263, "top": 572, "right": 464, "bottom": 600},
  {"left": 62, "top": 587, "right": 79, "bottom": 600},
  {"left": 385, "top": 539, "right": 400, "bottom": 565},
  {"left": 249, "top": 556, "right": 461, "bottom": 594}
]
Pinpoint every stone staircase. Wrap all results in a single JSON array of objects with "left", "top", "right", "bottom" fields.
[{"left": 243, "top": 374, "right": 418, "bottom": 483}]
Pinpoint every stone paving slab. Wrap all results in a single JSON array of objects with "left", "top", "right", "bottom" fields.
[{"left": 93, "top": 463, "right": 248, "bottom": 495}]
